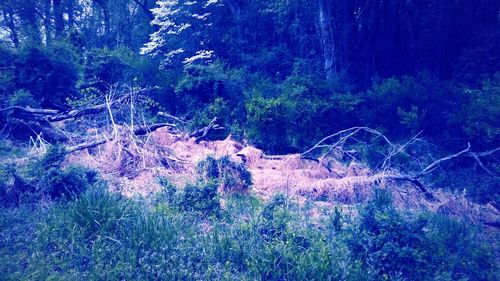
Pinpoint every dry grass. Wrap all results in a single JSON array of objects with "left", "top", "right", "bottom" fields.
[{"left": 64, "top": 127, "right": 499, "bottom": 226}]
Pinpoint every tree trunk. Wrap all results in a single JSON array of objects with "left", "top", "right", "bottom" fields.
[
  {"left": 67, "top": 0, "right": 75, "bottom": 28},
  {"left": 102, "top": 6, "right": 112, "bottom": 47},
  {"left": 317, "top": 0, "right": 336, "bottom": 80},
  {"left": 43, "top": 0, "right": 52, "bottom": 45},
  {"left": 19, "top": 0, "right": 41, "bottom": 44},
  {"left": 53, "top": 0, "right": 65, "bottom": 38}
]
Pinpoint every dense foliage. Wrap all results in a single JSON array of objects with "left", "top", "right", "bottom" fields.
[{"left": 0, "top": 0, "right": 498, "bottom": 151}]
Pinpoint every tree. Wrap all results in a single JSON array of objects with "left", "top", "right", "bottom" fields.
[{"left": 141, "top": 0, "right": 222, "bottom": 67}]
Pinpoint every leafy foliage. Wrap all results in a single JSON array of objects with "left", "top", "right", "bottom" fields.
[
  {"left": 178, "top": 180, "right": 220, "bottom": 217},
  {"left": 0, "top": 145, "right": 100, "bottom": 206},
  {"left": 348, "top": 189, "right": 497, "bottom": 280},
  {"left": 197, "top": 156, "right": 252, "bottom": 193}
]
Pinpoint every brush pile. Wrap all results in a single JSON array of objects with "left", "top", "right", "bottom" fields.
[{"left": 1, "top": 88, "right": 499, "bottom": 228}]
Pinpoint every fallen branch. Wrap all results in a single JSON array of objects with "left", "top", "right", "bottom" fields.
[
  {"left": 66, "top": 122, "right": 178, "bottom": 153},
  {"left": 66, "top": 139, "right": 108, "bottom": 153},
  {"left": 189, "top": 117, "right": 224, "bottom": 142},
  {"left": 301, "top": 126, "right": 392, "bottom": 157},
  {"left": 0, "top": 106, "right": 59, "bottom": 116},
  {"left": 133, "top": 123, "right": 177, "bottom": 136},
  {"left": 411, "top": 143, "right": 471, "bottom": 179},
  {"left": 0, "top": 88, "right": 153, "bottom": 123},
  {"left": 158, "top": 112, "right": 190, "bottom": 125},
  {"left": 385, "top": 174, "right": 438, "bottom": 201},
  {"left": 275, "top": 127, "right": 499, "bottom": 202}
]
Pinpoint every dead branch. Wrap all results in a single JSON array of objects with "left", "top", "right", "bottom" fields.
[
  {"left": 188, "top": 117, "right": 224, "bottom": 142},
  {"left": 411, "top": 143, "right": 471, "bottom": 179},
  {"left": 133, "top": 123, "right": 176, "bottom": 136},
  {"left": 301, "top": 126, "right": 392, "bottom": 157},
  {"left": 0, "top": 106, "right": 59, "bottom": 116},
  {"left": 384, "top": 174, "right": 438, "bottom": 201},
  {"left": 66, "top": 139, "right": 108, "bottom": 153},
  {"left": 464, "top": 147, "right": 500, "bottom": 177},
  {"left": 0, "top": 88, "right": 154, "bottom": 124},
  {"left": 276, "top": 127, "right": 498, "bottom": 202},
  {"left": 65, "top": 122, "right": 178, "bottom": 154},
  {"left": 158, "top": 111, "right": 190, "bottom": 125}
]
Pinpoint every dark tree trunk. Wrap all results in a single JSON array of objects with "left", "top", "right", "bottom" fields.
[
  {"left": 67, "top": 0, "right": 75, "bottom": 28},
  {"left": 53, "top": 0, "right": 65, "bottom": 38},
  {"left": 317, "top": 0, "right": 336, "bottom": 80},
  {"left": 19, "top": 0, "right": 41, "bottom": 44},
  {"left": 43, "top": 0, "right": 52, "bottom": 45}
]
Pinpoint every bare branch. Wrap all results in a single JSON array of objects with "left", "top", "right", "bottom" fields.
[
  {"left": 412, "top": 143, "right": 471, "bottom": 178},
  {"left": 133, "top": 123, "right": 177, "bottom": 136},
  {"left": 301, "top": 126, "right": 392, "bottom": 157},
  {"left": 158, "top": 111, "right": 190, "bottom": 125},
  {"left": 189, "top": 117, "right": 224, "bottom": 142},
  {"left": 66, "top": 139, "right": 108, "bottom": 153}
]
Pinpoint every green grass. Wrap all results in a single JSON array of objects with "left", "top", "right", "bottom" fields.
[{"left": 0, "top": 186, "right": 498, "bottom": 281}]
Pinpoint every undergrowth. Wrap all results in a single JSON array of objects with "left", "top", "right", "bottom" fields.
[
  {"left": 0, "top": 182, "right": 497, "bottom": 280},
  {"left": 0, "top": 147, "right": 497, "bottom": 280},
  {"left": 197, "top": 155, "right": 252, "bottom": 193}
]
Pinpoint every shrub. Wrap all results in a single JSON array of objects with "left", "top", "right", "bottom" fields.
[
  {"left": 178, "top": 180, "right": 220, "bottom": 217},
  {"left": 156, "top": 177, "right": 178, "bottom": 205},
  {"left": 350, "top": 192, "right": 429, "bottom": 280},
  {"left": 424, "top": 214, "right": 497, "bottom": 280},
  {"left": 27, "top": 145, "right": 97, "bottom": 200},
  {"left": 39, "top": 165, "right": 99, "bottom": 200},
  {"left": 7, "top": 89, "right": 39, "bottom": 108},
  {"left": 13, "top": 43, "right": 80, "bottom": 108},
  {"left": 348, "top": 188, "right": 497, "bottom": 280},
  {"left": 197, "top": 156, "right": 252, "bottom": 193},
  {"left": 259, "top": 194, "right": 291, "bottom": 240},
  {"left": 0, "top": 145, "right": 101, "bottom": 205},
  {"left": 37, "top": 144, "right": 66, "bottom": 170}
]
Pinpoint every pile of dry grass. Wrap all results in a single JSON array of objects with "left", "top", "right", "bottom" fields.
[{"left": 63, "top": 127, "right": 499, "bottom": 229}]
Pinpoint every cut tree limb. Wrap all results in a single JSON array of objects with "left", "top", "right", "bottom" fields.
[
  {"left": 66, "top": 122, "right": 177, "bottom": 153},
  {"left": 188, "top": 117, "right": 224, "bottom": 142},
  {"left": 133, "top": 123, "right": 177, "bottom": 136},
  {"left": 0, "top": 89, "right": 152, "bottom": 123},
  {"left": 158, "top": 111, "right": 190, "bottom": 125},
  {"left": 411, "top": 143, "right": 471, "bottom": 178},
  {"left": 66, "top": 139, "right": 108, "bottom": 153}
]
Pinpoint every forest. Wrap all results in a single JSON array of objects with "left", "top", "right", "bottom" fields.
[{"left": 0, "top": 0, "right": 499, "bottom": 280}]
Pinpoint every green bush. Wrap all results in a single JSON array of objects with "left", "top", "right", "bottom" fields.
[
  {"left": 197, "top": 156, "right": 252, "bottom": 193},
  {"left": 179, "top": 180, "right": 220, "bottom": 217},
  {"left": 348, "top": 188, "right": 497, "bottom": 280},
  {"left": 1, "top": 185, "right": 497, "bottom": 280},
  {"left": 39, "top": 165, "right": 99, "bottom": 200},
  {"left": 259, "top": 194, "right": 290, "bottom": 240},
  {"left": 69, "top": 186, "right": 133, "bottom": 241},
  {"left": 13, "top": 43, "right": 80, "bottom": 108},
  {"left": 156, "top": 177, "right": 178, "bottom": 205},
  {"left": 0, "top": 145, "right": 100, "bottom": 205},
  {"left": 460, "top": 73, "right": 500, "bottom": 147},
  {"left": 7, "top": 89, "right": 39, "bottom": 108}
]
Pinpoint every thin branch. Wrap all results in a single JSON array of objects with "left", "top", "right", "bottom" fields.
[
  {"left": 189, "top": 117, "right": 224, "bottom": 142},
  {"left": 158, "top": 111, "right": 190, "bottom": 124},
  {"left": 412, "top": 143, "right": 471, "bottom": 178}
]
